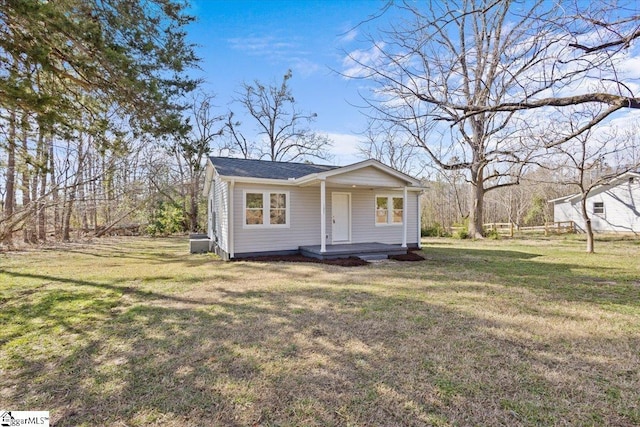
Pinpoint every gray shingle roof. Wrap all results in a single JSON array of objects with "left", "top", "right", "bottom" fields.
[{"left": 209, "top": 156, "right": 339, "bottom": 180}]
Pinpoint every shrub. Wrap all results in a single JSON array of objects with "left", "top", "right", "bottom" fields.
[
  {"left": 485, "top": 228, "right": 501, "bottom": 240},
  {"left": 421, "top": 223, "right": 450, "bottom": 237},
  {"left": 452, "top": 227, "right": 469, "bottom": 239},
  {"left": 146, "top": 201, "right": 186, "bottom": 236},
  {"left": 451, "top": 219, "right": 470, "bottom": 239}
]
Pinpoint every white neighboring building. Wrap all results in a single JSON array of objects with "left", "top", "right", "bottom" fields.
[{"left": 550, "top": 172, "right": 640, "bottom": 233}]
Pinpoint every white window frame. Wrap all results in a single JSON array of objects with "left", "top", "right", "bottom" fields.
[
  {"left": 243, "top": 190, "right": 290, "bottom": 228},
  {"left": 593, "top": 201, "right": 605, "bottom": 216},
  {"left": 375, "top": 194, "right": 403, "bottom": 226}
]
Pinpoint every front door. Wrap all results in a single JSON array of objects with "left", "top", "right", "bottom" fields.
[{"left": 332, "top": 192, "right": 351, "bottom": 243}]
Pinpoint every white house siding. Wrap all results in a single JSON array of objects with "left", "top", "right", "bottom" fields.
[
  {"left": 233, "top": 183, "right": 322, "bottom": 254},
  {"left": 347, "top": 189, "right": 418, "bottom": 245},
  {"left": 209, "top": 174, "right": 229, "bottom": 252},
  {"left": 232, "top": 183, "right": 420, "bottom": 255},
  {"left": 553, "top": 200, "right": 577, "bottom": 225},
  {"left": 326, "top": 166, "right": 405, "bottom": 187},
  {"left": 553, "top": 179, "right": 640, "bottom": 233}
]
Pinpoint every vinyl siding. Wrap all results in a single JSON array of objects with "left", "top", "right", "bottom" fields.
[
  {"left": 209, "top": 175, "right": 229, "bottom": 252},
  {"left": 553, "top": 201, "right": 576, "bottom": 224},
  {"left": 326, "top": 166, "right": 405, "bottom": 187},
  {"left": 553, "top": 179, "right": 640, "bottom": 232},
  {"left": 588, "top": 181, "right": 640, "bottom": 232},
  {"left": 233, "top": 184, "right": 321, "bottom": 254},
  {"left": 348, "top": 190, "right": 418, "bottom": 244},
  {"left": 232, "top": 184, "right": 420, "bottom": 254}
]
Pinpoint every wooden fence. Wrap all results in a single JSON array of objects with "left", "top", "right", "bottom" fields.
[{"left": 482, "top": 221, "right": 576, "bottom": 236}]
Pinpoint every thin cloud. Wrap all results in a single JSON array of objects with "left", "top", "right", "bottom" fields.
[
  {"left": 324, "top": 132, "right": 365, "bottom": 165},
  {"left": 341, "top": 43, "right": 385, "bottom": 78},
  {"left": 228, "top": 36, "right": 297, "bottom": 53},
  {"left": 227, "top": 35, "right": 321, "bottom": 77},
  {"left": 338, "top": 29, "right": 358, "bottom": 44}
]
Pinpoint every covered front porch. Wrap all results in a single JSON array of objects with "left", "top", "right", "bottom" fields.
[{"left": 299, "top": 242, "right": 408, "bottom": 260}]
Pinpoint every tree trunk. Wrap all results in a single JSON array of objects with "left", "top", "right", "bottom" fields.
[
  {"left": 62, "top": 136, "right": 85, "bottom": 241},
  {"left": 2, "top": 108, "right": 17, "bottom": 247},
  {"left": 20, "top": 115, "right": 35, "bottom": 244},
  {"left": 77, "top": 157, "right": 88, "bottom": 233},
  {"left": 49, "top": 135, "right": 60, "bottom": 239},
  {"left": 581, "top": 196, "right": 595, "bottom": 253},
  {"left": 87, "top": 154, "right": 97, "bottom": 232},
  {"left": 103, "top": 155, "right": 113, "bottom": 225},
  {"left": 31, "top": 135, "right": 41, "bottom": 242},
  {"left": 37, "top": 137, "right": 48, "bottom": 241},
  {"left": 468, "top": 165, "right": 485, "bottom": 239}
]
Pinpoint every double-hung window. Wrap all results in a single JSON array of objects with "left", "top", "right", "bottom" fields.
[
  {"left": 376, "top": 195, "right": 403, "bottom": 225},
  {"left": 244, "top": 191, "right": 289, "bottom": 227},
  {"left": 593, "top": 202, "right": 604, "bottom": 216}
]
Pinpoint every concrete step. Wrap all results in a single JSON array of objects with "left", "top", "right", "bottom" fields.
[{"left": 357, "top": 253, "right": 390, "bottom": 261}]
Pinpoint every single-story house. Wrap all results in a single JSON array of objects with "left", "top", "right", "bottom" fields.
[
  {"left": 202, "top": 156, "right": 423, "bottom": 260},
  {"left": 550, "top": 171, "right": 640, "bottom": 233}
]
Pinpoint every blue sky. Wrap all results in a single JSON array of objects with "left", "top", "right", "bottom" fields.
[
  {"left": 187, "top": 0, "right": 385, "bottom": 165},
  {"left": 185, "top": 1, "right": 640, "bottom": 172}
]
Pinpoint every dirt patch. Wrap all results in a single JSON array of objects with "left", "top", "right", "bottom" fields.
[
  {"left": 233, "top": 254, "right": 370, "bottom": 267},
  {"left": 389, "top": 251, "right": 425, "bottom": 261},
  {"left": 236, "top": 250, "right": 426, "bottom": 266}
]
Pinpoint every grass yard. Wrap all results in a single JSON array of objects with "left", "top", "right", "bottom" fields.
[{"left": 1, "top": 236, "right": 639, "bottom": 426}]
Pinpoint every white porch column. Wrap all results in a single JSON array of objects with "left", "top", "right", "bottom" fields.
[
  {"left": 402, "top": 186, "right": 408, "bottom": 248},
  {"left": 320, "top": 178, "right": 326, "bottom": 253},
  {"left": 417, "top": 190, "right": 422, "bottom": 249},
  {"left": 229, "top": 180, "right": 235, "bottom": 258}
]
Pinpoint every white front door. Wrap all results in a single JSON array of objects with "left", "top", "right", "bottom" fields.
[{"left": 332, "top": 192, "right": 351, "bottom": 243}]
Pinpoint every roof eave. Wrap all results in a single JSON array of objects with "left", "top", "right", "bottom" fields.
[
  {"left": 297, "top": 159, "right": 421, "bottom": 187},
  {"left": 217, "top": 175, "right": 298, "bottom": 185}
]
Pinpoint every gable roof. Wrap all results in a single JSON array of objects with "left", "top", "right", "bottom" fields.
[
  {"left": 209, "top": 156, "right": 339, "bottom": 180},
  {"left": 204, "top": 156, "right": 423, "bottom": 196},
  {"left": 549, "top": 171, "right": 640, "bottom": 204}
]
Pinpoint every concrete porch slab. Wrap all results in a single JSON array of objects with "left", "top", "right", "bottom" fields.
[{"left": 299, "top": 242, "right": 407, "bottom": 260}]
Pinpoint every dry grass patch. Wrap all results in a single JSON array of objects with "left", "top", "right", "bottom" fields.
[{"left": 1, "top": 236, "right": 639, "bottom": 426}]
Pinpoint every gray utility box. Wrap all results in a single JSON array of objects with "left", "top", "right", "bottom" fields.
[{"left": 189, "top": 233, "right": 210, "bottom": 254}]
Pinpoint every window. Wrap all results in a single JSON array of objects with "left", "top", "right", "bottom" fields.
[
  {"left": 376, "top": 197, "right": 388, "bottom": 224},
  {"left": 244, "top": 191, "right": 289, "bottom": 227},
  {"left": 593, "top": 202, "right": 604, "bottom": 215},
  {"left": 270, "top": 193, "right": 287, "bottom": 225},
  {"left": 392, "top": 197, "right": 403, "bottom": 223},
  {"left": 376, "top": 195, "right": 403, "bottom": 225},
  {"left": 245, "top": 193, "right": 264, "bottom": 225}
]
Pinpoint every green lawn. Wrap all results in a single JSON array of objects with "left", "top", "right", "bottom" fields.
[{"left": 1, "top": 236, "right": 639, "bottom": 426}]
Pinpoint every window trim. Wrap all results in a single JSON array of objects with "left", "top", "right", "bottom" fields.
[
  {"left": 243, "top": 190, "right": 290, "bottom": 228},
  {"left": 593, "top": 201, "right": 605, "bottom": 216},
  {"left": 375, "top": 194, "right": 404, "bottom": 226}
]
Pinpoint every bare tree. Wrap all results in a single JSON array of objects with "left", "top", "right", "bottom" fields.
[
  {"left": 347, "top": 0, "right": 640, "bottom": 237},
  {"left": 228, "top": 70, "right": 333, "bottom": 162},
  {"left": 175, "top": 92, "right": 225, "bottom": 231},
  {"left": 359, "top": 123, "right": 421, "bottom": 174},
  {"left": 546, "top": 110, "right": 640, "bottom": 253}
]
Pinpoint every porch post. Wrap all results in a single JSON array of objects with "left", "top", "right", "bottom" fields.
[
  {"left": 402, "top": 186, "right": 408, "bottom": 248},
  {"left": 229, "top": 180, "right": 235, "bottom": 258},
  {"left": 417, "top": 190, "right": 422, "bottom": 249},
  {"left": 320, "top": 178, "right": 326, "bottom": 253}
]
